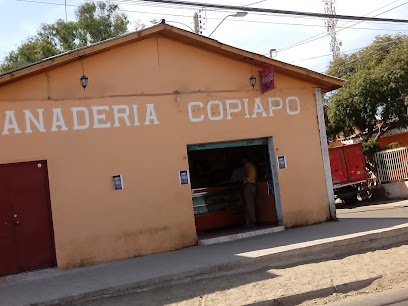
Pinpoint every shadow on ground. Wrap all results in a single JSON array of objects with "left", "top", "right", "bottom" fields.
[
  {"left": 60, "top": 211, "right": 408, "bottom": 305},
  {"left": 61, "top": 267, "right": 280, "bottom": 305},
  {"left": 247, "top": 277, "right": 381, "bottom": 306},
  {"left": 61, "top": 269, "right": 382, "bottom": 305},
  {"left": 14, "top": 202, "right": 408, "bottom": 306}
]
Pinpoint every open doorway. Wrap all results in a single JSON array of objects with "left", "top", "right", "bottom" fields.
[{"left": 187, "top": 138, "right": 279, "bottom": 238}]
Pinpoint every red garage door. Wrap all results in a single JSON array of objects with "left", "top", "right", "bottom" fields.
[{"left": 0, "top": 161, "right": 56, "bottom": 276}]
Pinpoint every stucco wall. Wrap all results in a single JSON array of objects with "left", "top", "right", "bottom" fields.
[
  {"left": 0, "top": 36, "right": 330, "bottom": 268},
  {"left": 378, "top": 132, "right": 408, "bottom": 148}
]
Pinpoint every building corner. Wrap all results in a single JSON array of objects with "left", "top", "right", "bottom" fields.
[{"left": 314, "top": 88, "right": 337, "bottom": 220}]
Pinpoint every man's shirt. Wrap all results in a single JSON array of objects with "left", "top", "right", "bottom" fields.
[{"left": 244, "top": 162, "right": 257, "bottom": 184}]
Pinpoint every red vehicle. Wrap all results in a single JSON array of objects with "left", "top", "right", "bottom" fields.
[{"left": 329, "top": 143, "right": 370, "bottom": 202}]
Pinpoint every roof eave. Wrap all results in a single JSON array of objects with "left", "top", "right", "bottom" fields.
[
  {"left": 0, "top": 24, "right": 343, "bottom": 91},
  {"left": 0, "top": 25, "right": 166, "bottom": 87}
]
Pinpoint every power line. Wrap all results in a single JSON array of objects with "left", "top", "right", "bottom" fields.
[
  {"left": 128, "top": 0, "right": 408, "bottom": 23},
  {"left": 290, "top": 45, "right": 369, "bottom": 64},
  {"left": 204, "top": 0, "right": 269, "bottom": 10},
  {"left": 203, "top": 0, "right": 268, "bottom": 12},
  {"left": 12, "top": 0, "right": 408, "bottom": 61},
  {"left": 18, "top": 0, "right": 407, "bottom": 26},
  {"left": 277, "top": 0, "right": 407, "bottom": 52},
  {"left": 112, "top": 0, "right": 406, "bottom": 26},
  {"left": 243, "top": 0, "right": 268, "bottom": 6},
  {"left": 114, "top": 0, "right": 197, "bottom": 11},
  {"left": 317, "top": 38, "right": 406, "bottom": 73},
  {"left": 15, "top": 0, "right": 408, "bottom": 32},
  {"left": 229, "top": 20, "right": 408, "bottom": 31},
  {"left": 279, "top": 28, "right": 407, "bottom": 72},
  {"left": 277, "top": 33, "right": 329, "bottom": 53},
  {"left": 276, "top": 0, "right": 408, "bottom": 53},
  {"left": 15, "top": 0, "right": 204, "bottom": 20}
]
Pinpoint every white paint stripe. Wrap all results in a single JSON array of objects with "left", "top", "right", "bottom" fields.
[
  {"left": 268, "top": 137, "right": 284, "bottom": 225},
  {"left": 315, "top": 88, "right": 336, "bottom": 220}
]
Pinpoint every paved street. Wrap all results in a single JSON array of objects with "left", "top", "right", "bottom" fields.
[{"left": 58, "top": 200, "right": 408, "bottom": 306}]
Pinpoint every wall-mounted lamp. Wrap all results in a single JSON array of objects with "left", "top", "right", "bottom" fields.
[
  {"left": 249, "top": 75, "right": 256, "bottom": 88},
  {"left": 80, "top": 74, "right": 88, "bottom": 90},
  {"left": 173, "top": 89, "right": 180, "bottom": 101}
]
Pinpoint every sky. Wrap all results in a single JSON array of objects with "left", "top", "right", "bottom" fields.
[{"left": 0, "top": 0, "right": 408, "bottom": 74}]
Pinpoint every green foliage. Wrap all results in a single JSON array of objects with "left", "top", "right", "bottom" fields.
[
  {"left": 362, "top": 139, "right": 400, "bottom": 163},
  {"left": 0, "top": 2, "right": 142, "bottom": 73},
  {"left": 386, "top": 142, "right": 400, "bottom": 149},
  {"left": 362, "top": 138, "right": 380, "bottom": 162},
  {"left": 75, "top": 2, "right": 129, "bottom": 46},
  {"left": 326, "top": 35, "right": 408, "bottom": 140},
  {"left": 1, "top": 39, "right": 60, "bottom": 73}
]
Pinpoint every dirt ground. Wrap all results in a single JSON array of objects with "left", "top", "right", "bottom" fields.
[{"left": 67, "top": 243, "right": 408, "bottom": 306}]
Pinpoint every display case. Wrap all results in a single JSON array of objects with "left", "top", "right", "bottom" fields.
[
  {"left": 192, "top": 185, "right": 245, "bottom": 231},
  {"left": 192, "top": 185, "right": 243, "bottom": 214}
]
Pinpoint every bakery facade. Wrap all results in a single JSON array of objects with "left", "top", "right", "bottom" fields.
[{"left": 0, "top": 24, "right": 342, "bottom": 276}]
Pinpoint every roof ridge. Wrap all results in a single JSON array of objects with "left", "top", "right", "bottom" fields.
[{"left": 0, "top": 24, "right": 343, "bottom": 92}]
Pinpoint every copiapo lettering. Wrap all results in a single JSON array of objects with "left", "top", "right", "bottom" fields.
[{"left": 188, "top": 97, "right": 301, "bottom": 122}]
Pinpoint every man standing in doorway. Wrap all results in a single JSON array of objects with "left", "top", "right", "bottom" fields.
[{"left": 241, "top": 156, "right": 257, "bottom": 227}]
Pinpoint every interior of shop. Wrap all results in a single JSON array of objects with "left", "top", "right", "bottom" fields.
[{"left": 187, "top": 139, "right": 278, "bottom": 234}]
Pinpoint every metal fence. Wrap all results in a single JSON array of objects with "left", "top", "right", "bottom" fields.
[{"left": 375, "top": 147, "right": 408, "bottom": 184}]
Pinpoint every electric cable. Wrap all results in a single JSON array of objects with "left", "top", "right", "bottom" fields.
[
  {"left": 106, "top": 0, "right": 408, "bottom": 23},
  {"left": 317, "top": 38, "right": 406, "bottom": 73},
  {"left": 277, "top": 0, "right": 408, "bottom": 53},
  {"left": 16, "top": 0, "right": 408, "bottom": 26},
  {"left": 101, "top": 0, "right": 408, "bottom": 25},
  {"left": 34, "top": 0, "right": 408, "bottom": 24},
  {"left": 9, "top": 0, "right": 408, "bottom": 66},
  {"left": 15, "top": 0, "right": 408, "bottom": 31}
]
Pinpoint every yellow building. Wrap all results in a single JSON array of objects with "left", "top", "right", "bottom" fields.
[{"left": 0, "top": 25, "right": 342, "bottom": 276}]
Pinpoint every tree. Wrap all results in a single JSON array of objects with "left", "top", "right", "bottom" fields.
[
  {"left": 325, "top": 35, "right": 408, "bottom": 144},
  {"left": 0, "top": 39, "right": 60, "bottom": 73},
  {"left": 1, "top": 2, "right": 143, "bottom": 73}
]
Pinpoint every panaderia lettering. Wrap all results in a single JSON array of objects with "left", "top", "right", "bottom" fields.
[{"left": 1, "top": 104, "right": 159, "bottom": 135}]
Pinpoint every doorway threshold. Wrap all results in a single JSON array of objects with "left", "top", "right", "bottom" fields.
[{"left": 198, "top": 225, "right": 285, "bottom": 246}]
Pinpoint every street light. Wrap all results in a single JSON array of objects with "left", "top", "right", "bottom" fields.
[
  {"left": 150, "top": 19, "right": 194, "bottom": 32},
  {"left": 209, "top": 12, "right": 248, "bottom": 38}
]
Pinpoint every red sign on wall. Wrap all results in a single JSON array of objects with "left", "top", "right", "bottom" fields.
[{"left": 259, "top": 65, "right": 275, "bottom": 94}]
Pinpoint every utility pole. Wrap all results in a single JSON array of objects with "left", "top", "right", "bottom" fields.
[
  {"left": 64, "top": 0, "right": 67, "bottom": 22},
  {"left": 193, "top": 9, "right": 206, "bottom": 35},
  {"left": 323, "top": 0, "right": 341, "bottom": 60},
  {"left": 193, "top": 12, "right": 200, "bottom": 34}
]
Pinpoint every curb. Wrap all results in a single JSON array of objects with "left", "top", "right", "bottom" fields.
[
  {"left": 36, "top": 224, "right": 408, "bottom": 305},
  {"left": 198, "top": 226, "right": 285, "bottom": 245}
]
